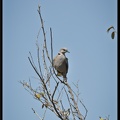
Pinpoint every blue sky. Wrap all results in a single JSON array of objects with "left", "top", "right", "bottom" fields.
[{"left": 3, "top": 0, "right": 117, "bottom": 120}]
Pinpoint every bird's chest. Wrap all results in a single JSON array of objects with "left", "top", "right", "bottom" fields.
[{"left": 54, "top": 55, "right": 66, "bottom": 66}]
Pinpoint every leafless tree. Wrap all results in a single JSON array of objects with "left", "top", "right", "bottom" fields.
[{"left": 19, "top": 5, "right": 88, "bottom": 120}]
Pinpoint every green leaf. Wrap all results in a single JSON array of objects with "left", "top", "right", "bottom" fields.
[
  {"left": 107, "top": 26, "right": 114, "bottom": 33},
  {"left": 111, "top": 31, "right": 115, "bottom": 39}
]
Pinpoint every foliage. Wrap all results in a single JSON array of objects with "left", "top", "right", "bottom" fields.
[{"left": 107, "top": 26, "right": 116, "bottom": 39}]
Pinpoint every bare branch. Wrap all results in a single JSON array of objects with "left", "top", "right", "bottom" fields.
[
  {"left": 52, "top": 82, "right": 59, "bottom": 100},
  {"left": 32, "top": 108, "right": 43, "bottom": 120},
  {"left": 60, "top": 100, "right": 65, "bottom": 111},
  {"left": 65, "top": 82, "right": 84, "bottom": 120},
  {"left": 37, "top": 5, "right": 52, "bottom": 64},
  {"left": 28, "top": 56, "right": 43, "bottom": 81},
  {"left": 72, "top": 80, "right": 88, "bottom": 120},
  {"left": 64, "top": 88, "right": 76, "bottom": 120},
  {"left": 36, "top": 43, "right": 43, "bottom": 79},
  {"left": 50, "top": 28, "right": 53, "bottom": 66},
  {"left": 42, "top": 108, "right": 47, "bottom": 120},
  {"left": 57, "top": 85, "right": 65, "bottom": 101}
]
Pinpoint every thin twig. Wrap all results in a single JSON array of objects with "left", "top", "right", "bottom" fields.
[
  {"left": 50, "top": 27, "right": 53, "bottom": 66},
  {"left": 32, "top": 108, "right": 43, "bottom": 120},
  {"left": 72, "top": 81, "right": 88, "bottom": 120},
  {"left": 49, "top": 67, "right": 58, "bottom": 83},
  {"left": 52, "top": 82, "right": 59, "bottom": 100},
  {"left": 36, "top": 43, "right": 43, "bottom": 79},
  {"left": 51, "top": 82, "right": 64, "bottom": 120},
  {"left": 42, "top": 108, "right": 47, "bottom": 120},
  {"left": 28, "top": 57, "right": 43, "bottom": 81},
  {"left": 57, "top": 85, "right": 65, "bottom": 101},
  {"left": 37, "top": 5, "right": 52, "bottom": 64}
]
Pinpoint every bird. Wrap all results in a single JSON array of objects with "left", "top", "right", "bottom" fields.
[{"left": 53, "top": 48, "right": 69, "bottom": 81}]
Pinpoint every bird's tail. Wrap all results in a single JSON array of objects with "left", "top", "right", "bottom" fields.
[{"left": 63, "top": 77, "right": 67, "bottom": 82}]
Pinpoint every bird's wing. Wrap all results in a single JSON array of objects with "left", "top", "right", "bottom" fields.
[
  {"left": 53, "top": 53, "right": 68, "bottom": 78},
  {"left": 53, "top": 53, "right": 64, "bottom": 67},
  {"left": 65, "top": 58, "right": 68, "bottom": 73}
]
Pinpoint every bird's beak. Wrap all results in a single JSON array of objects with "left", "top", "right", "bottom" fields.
[{"left": 67, "top": 50, "right": 70, "bottom": 53}]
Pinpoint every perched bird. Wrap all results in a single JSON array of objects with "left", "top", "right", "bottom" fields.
[{"left": 53, "top": 48, "right": 69, "bottom": 81}]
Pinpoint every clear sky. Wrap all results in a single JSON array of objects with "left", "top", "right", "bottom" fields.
[{"left": 3, "top": 0, "right": 117, "bottom": 120}]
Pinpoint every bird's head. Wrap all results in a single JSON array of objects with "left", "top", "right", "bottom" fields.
[{"left": 60, "top": 48, "right": 70, "bottom": 54}]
